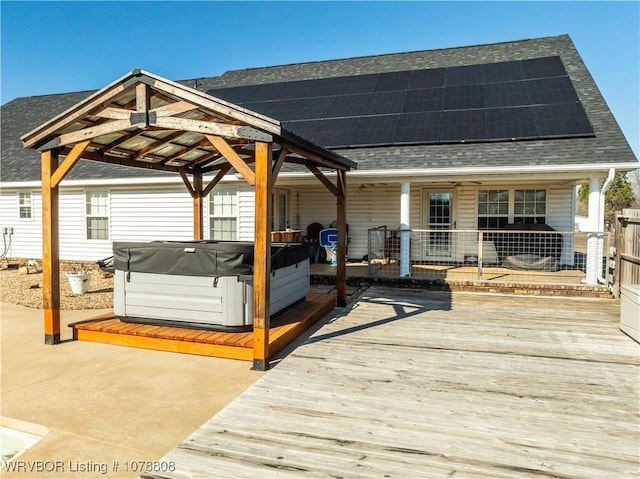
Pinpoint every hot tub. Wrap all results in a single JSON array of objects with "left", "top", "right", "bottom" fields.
[{"left": 113, "top": 241, "right": 309, "bottom": 331}]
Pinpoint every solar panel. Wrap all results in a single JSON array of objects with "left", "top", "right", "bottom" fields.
[
  {"left": 534, "top": 103, "right": 593, "bottom": 136},
  {"left": 483, "top": 60, "right": 524, "bottom": 83},
  {"left": 408, "top": 68, "right": 446, "bottom": 89},
  {"left": 284, "top": 119, "right": 320, "bottom": 138},
  {"left": 440, "top": 110, "right": 488, "bottom": 141},
  {"left": 363, "top": 91, "right": 407, "bottom": 115},
  {"left": 247, "top": 83, "right": 287, "bottom": 101},
  {"left": 312, "top": 118, "right": 359, "bottom": 147},
  {"left": 445, "top": 64, "right": 483, "bottom": 86},
  {"left": 351, "top": 115, "right": 400, "bottom": 146},
  {"left": 394, "top": 111, "right": 441, "bottom": 143},
  {"left": 402, "top": 88, "right": 444, "bottom": 112},
  {"left": 443, "top": 84, "right": 485, "bottom": 110},
  {"left": 521, "top": 56, "right": 567, "bottom": 79},
  {"left": 338, "top": 74, "right": 378, "bottom": 95},
  {"left": 290, "top": 96, "right": 336, "bottom": 121},
  {"left": 254, "top": 98, "right": 301, "bottom": 120},
  {"left": 325, "top": 93, "right": 370, "bottom": 117},
  {"left": 487, "top": 107, "right": 538, "bottom": 139},
  {"left": 374, "top": 71, "right": 411, "bottom": 92},
  {"left": 279, "top": 80, "right": 320, "bottom": 100},
  {"left": 206, "top": 54, "right": 593, "bottom": 148},
  {"left": 527, "top": 77, "right": 578, "bottom": 105},
  {"left": 485, "top": 81, "right": 530, "bottom": 108}
]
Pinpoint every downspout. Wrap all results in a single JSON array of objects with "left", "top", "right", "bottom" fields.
[{"left": 598, "top": 168, "right": 615, "bottom": 284}]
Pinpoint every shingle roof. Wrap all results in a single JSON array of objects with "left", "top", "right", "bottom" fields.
[
  {"left": 2, "top": 34, "right": 637, "bottom": 183},
  {"left": 1, "top": 91, "right": 173, "bottom": 182},
  {"left": 205, "top": 56, "right": 595, "bottom": 148}
]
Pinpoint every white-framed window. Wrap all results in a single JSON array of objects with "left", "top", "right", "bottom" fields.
[
  {"left": 477, "top": 189, "right": 547, "bottom": 229},
  {"left": 18, "top": 192, "right": 32, "bottom": 219},
  {"left": 85, "top": 191, "right": 110, "bottom": 240},
  {"left": 209, "top": 188, "right": 238, "bottom": 240},
  {"left": 271, "top": 189, "right": 290, "bottom": 231},
  {"left": 513, "top": 189, "right": 546, "bottom": 224},
  {"left": 477, "top": 190, "right": 509, "bottom": 229}
]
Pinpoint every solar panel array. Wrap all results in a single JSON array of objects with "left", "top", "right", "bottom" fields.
[{"left": 208, "top": 56, "right": 594, "bottom": 148}]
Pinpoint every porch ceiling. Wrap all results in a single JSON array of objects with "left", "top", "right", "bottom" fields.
[{"left": 21, "top": 69, "right": 356, "bottom": 177}]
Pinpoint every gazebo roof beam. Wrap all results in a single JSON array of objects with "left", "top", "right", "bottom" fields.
[{"left": 161, "top": 139, "right": 211, "bottom": 164}]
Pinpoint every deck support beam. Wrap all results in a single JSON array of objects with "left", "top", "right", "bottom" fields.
[
  {"left": 42, "top": 149, "right": 61, "bottom": 344},
  {"left": 252, "top": 141, "right": 273, "bottom": 371}
]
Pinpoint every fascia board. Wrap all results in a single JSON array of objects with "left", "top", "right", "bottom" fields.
[{"left": 0, "top": 175, "right": 244, "bottom": 189}]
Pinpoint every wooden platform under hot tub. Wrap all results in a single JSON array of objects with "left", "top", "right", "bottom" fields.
[{"left": 70, "top": 293, "right": 335, "bottom": 362}]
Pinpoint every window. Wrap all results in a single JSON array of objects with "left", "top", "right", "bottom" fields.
[
  {"left": 271, "top": 190, "right": 290, "bottom": 231},
  {"left": 477, "top": 189, "right": 546, "bottom": 229},
  {"left": 86, "top": 191, "right": 109, "bottom": 240},
  {"left": 477, "top": 190, "right": 509, "bottom": 229},
  {"left": 209, "top": 188, "right": 237, "bottom": 240},
  {"left": 18, "top": 192, "right": 32, "bottom": 219},
  {"left": 514, "top": 189, "right": 546, "bottom": 224}
]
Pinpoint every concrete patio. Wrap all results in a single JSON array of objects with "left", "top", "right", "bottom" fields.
[{"left": 0, "top": 303, "right": 263, "bottom": 478}]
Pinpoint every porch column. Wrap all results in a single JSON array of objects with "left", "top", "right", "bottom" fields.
[
  {"left": 400, "top": 182, "right": 411, "bottom": 277},
  {"left": 42, "top": 149, "right": 61, "bottom": 344},
  {"left": 252, "top": 141, "right": 272, "bottom": 371},
  {"left": 586, "top": 177, "right": 602, "bottom": 284}
]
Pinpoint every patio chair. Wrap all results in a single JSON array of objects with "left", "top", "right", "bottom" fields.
[{"left": 306, "top": 222, "right": 324, "bottom": 263}]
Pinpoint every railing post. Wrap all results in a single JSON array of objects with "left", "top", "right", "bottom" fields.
[{"left": 477, "top": 231, "right": 484, "bottom": 280}]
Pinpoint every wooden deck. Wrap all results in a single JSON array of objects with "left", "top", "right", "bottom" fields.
[
  {"left": 71, "top": 293, "right": 335, "bottom": 362},
  {"left": 142, "top": 286, "right": 639, "bottom": 479}
]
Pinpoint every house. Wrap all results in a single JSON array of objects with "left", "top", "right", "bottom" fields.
[{"left": 1, "top": 34, "right": 638, "bottom": 287}]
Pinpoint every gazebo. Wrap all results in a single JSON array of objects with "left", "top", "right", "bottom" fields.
[{"left": 21, "top": 69, "right": 355, "bottom": 370}]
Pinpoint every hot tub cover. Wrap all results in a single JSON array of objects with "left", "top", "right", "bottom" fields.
[{"left": 113, "top": 241, "right": 309, "bottom": 277}]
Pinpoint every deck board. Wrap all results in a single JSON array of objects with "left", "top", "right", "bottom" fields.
[
  {"left": 142, "top": 287, "right": 639, "bottom": 479},
  {"left": 71, "top": 293, "right": 335, "bottom": 361}
]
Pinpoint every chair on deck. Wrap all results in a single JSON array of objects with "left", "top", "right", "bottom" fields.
[{"left": 306, "top": 222, "right": 324, "bottom": 263}]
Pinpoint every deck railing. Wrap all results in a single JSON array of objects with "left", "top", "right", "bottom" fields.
[{"left": 367, "top": 226, "right": 612, "bottom": 286}]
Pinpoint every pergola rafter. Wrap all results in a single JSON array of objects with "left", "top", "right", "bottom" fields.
[{"left": 22, "top": 69, "right": 355, "bottom": 370}]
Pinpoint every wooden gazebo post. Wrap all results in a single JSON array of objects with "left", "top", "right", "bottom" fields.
[
  {"left": 42, "top": 149, "right": 61, "bottom": 344},
  {"left": 252, "top": 141, "right": 273, "bottom": 370},
  {"left": 192, "top": 169, "right": 203, "bottom": 240},
  {"left": 336, "top": 169, "right": 347, "bottom": 307}
]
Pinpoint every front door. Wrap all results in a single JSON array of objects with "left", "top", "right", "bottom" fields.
[{"left": 422, "top": 191, "right": 454, "bottom": 258}]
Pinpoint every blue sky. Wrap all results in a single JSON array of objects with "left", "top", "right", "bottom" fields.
[{"left": 1, "top": 1, "right": 638, "bottom": 157}]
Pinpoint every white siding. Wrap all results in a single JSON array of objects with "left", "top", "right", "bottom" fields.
[
  {"left": 58, "top": 189, "right": 105, "bottom": 260},
  {"left": 0, "top": 180, "right": 579, "bottom": 264},
  {"left": 547, "top": 185, "right": 576, "bottom": 264},
  {"left": 295, "top": 183, "right": 401, "bottom": 261},
  {"left": 110, "top": 186, "right": 194, "bottom": 243},
  {"left": 0, "top": 189, "right": 42, "bottom": 259},
  {"left": 237, "top": 187, "right": 255, "bottom": 241}
]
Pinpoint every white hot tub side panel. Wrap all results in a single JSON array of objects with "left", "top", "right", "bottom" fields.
[
  {"left": 114, "top": 259, "right": 309, "bottom": 327},
  {"left": 114, "top": 271, "right": 249, "bottom": 327}
]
